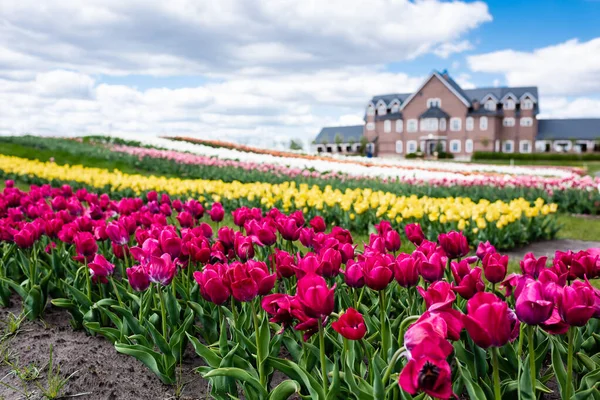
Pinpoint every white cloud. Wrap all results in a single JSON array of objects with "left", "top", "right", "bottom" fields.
[
  {"left": 468, "top": 38, "right": 600, "bottom": 96},
  {"left": 433, "top": 41, "right": 473, "bottom": 59},
  {"left": 539, "top": 96, "right": 600, "bottom": 119}
]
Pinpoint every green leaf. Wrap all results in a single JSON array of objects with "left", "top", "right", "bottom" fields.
[
  {"left": 326, "top": 356, "right": 340, "bottom": 400},
  {"left": 186, "top": 333, "right": 222, "bottom": 368},
  {"left": 164, "top": 286, "right": 180, "bottom": 327},
  {"left": 579, "top": 368, "right": 600, "bottom": 392},
  {"left": 0, "top": 277, "right": 28, "bottom": 299},
  {"left": 258, "top": 312, "right": 270, "bottom": 364},
  {"left": 146, "top": 319, "right": 171, "bottom": 355},
  {"left": 372, "top": 355, "right": 385, "bottom": 400},
  {"left": 115, "top": 343, "right": 174, "bottom": 384},
  {"left": 519, "top": 355, "right": 535, "bottom": 400},
  {"left": 84, "top": 322, "right": 120, "bottom": 344},
  {"left": 24, "top": 285, "right": 44, "bottom": 320},
  {"left": 268, "top": 380, "right": 302, "bottom": 400},
  {"left": 203, "top": 368, "right": 268, "bottom": 399},
  {"left": 577, "top": 353, "right": 598, "bottom": 372},
  {"left": 551, "top": 338, "right": 567, "bottom": 399},
  {"left": 456, "top": 360, "right": 487, "bottom": 400},
  {"left": 62, "top": 279, "right": 93, "bottom": 308},
  {"left": 267, "top": 356, "right": 325, "bottom": 400}
]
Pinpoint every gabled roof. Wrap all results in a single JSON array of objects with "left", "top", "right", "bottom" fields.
[
  {"left": 464, "top": 87, "right": 539, "bottom": 104},
  {"left": 537, "top": 119, "right": 600, "bottom": 140},
  {"left": 419, "top": 107, "right": 450, "bottom": 119},
  {"left": 400, "top": 71, "right": 471, "bottom": 110},
  {"left": 315, "top": 125, "right": 364, "bottom": 143}
]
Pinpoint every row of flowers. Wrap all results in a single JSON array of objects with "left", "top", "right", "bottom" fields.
[
  {"left": 1, "top": 135, "right": 599, "bottom": 214},
  {"left": 0, "top": 181, "right": 599, "bottom": 399},
  {"left": 0, "top": 154, "right": 559, "bottom": 248}
]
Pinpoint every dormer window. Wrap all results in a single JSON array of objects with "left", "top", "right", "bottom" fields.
[
  {"left": 522, "top": 98, "right": 534, "bottom": 110},
  {"left": 484, "top": 100, "right": 496, "bottom": 111},
  {"left": 378, "top": 105, "right": 387, "bottom": 115},
  {"left": 390, "top": 102, "right": 400, "bottom": 113},
  {"left": 367, "top": 105, "right": 375, "bottom": 116},
  {"left": 427, "top": 98, "right": 442, "bottom": 108},
  {"left": 504, "top": 99, "right": 516, "bottom": 110}
]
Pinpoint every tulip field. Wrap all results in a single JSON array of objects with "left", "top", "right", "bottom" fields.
[{"left": 0, "top": 136, "right": 599, "bottom": 399}]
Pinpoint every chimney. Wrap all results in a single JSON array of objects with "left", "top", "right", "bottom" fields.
[
  {"left": 473, "top": 100, "right": 480, "bottom": 110},
  {"left": 441, "top": 69, "right": 449, "bottom": 80}
]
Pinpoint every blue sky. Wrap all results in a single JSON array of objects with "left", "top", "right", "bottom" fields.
[{"left": 0, "top": 0, "right": 599, "bottom": 146}]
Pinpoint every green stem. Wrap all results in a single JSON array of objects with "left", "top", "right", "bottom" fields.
[
  {"left": 251, "top": 301, "right": 266, "bottom": 388},
  {"left": 491, "top": 347, "right": 501, "bottom": 400},
  {"left": 85, "top": 259, "right": 92, "bottom": 300},
  {"left": 157, "top": 284, "right": 168, "bottom": 340},
  {"left": 382, "top": 347, "right": 406, "bottom": 385},
  {"left": 110, "top": 276, "right": 124, "bottom": 307},
  {"left": 379, "top": 289, "right": 389, "bottom": 361},
  {"left": 565, "top": 326, "right": 574, "bottom": 400},
  {"left": 318, "top": 317, "right": 329, "bottom": 393},
  {"left": 528, "top": 325, "right": 536, "bottom": 394}
]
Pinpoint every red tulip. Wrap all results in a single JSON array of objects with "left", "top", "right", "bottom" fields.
[
  {"left": 463, "top": 292, "right": 520, "bottom": 348},
  {"left": 383, "top": 230, "right": 401, "bottom": 252},
  {"left": 482, "top": 252, "right": 508, "bottom": 284},
  {"left": 399, "top": 353, "right": 453, "bottom": 399},
  {"left": 147, "top": 254, "right": 177, "bottom": 286},
  {"left": 176, "top": 211, "right": 194, "bottom": 228},
  {"left": 234, "top": 234, "right": 255, "bottom": 261},
  {"left": 343, "top": 260, "right": 365, "bottom": 288},
  {"left": 451, "top": 266, "right": 485, "bottom": 300},
  {"left": 296, "top": 274, "right": 335, "bottom": 318},
  {"left": 404, "top": 313, "right": 455, "bottom": 356},
  {"left": 393, "top": 254, "right": 419, "bottom": 288},
  {"left": 246, "top": 260, "right": 276, "bottom": 295},
  {"left": 476, "top": 241, "right": 496, "bottom": 260},
  {"left": 515, "top": 279, "right": 554, "bottom": 325},
  {"left": 405, "top": 223, "right": 425, "bottom": 246},
  {"left": 262, "top": 293, "right": 295, "bottom": 330},
  {"left": 557, "top": 282, "right": 596, "bottom": 326},
  {"left": 438, "top": 231, "right": 469, "bottom": 259},
  {"left": 277, "top": 217, "right": 302, "bottom": 241},
  {"left": 362, "top": 253, "right": 394, "bottom": 291},
  {"left": 273, "top": 250, "right": 296, "bottom": 278},
  {"left": 88, "top": 254, "right": 115, "bottom": 284},
  {"left": 519, "top": 252, "right": 547, "bottom": 279},
  {"left": 415, "top": 250, "right": 446, "bottom": 283},
  {"left": 208, "top": 202, "right": 224, "bottom": 222},
  {"left": 418, "top": 281, "right": 456, "bottom": 311},
  {"left": 332, "top": 308, "right": 367, "bottom": 340},
  {"left": 309, "top": 216, "right": 326, "bottom": 233},
  {"left": 194, "top": 264, "right": 230, "bottom": 305},
  {"left": 571, "top": 252, "right": 599, "bottom": 280},
  {"left": 74, "top": 231, "right": 98, "bottom": 260},
  {"left": 126, "top": 265, "right": 151, "bottom": 292}
]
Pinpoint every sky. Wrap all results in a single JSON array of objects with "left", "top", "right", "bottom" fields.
[{"left": 1, "top": 0, "right": 600, "bottom": 148}]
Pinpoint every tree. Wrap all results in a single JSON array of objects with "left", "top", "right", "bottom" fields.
[
  {"left": 289, "top": 139, "right": 303, "bottom": 151},
  {"left": 334, "top": 133, "right": 344, "bottom": 145},
  {"left": 359, "top": 136, "right": 369, "bottom": 156},
  {"left": 481, "top": 138, "right": 490, "bottom": 149}
]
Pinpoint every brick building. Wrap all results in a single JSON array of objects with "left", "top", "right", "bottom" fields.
[{"left": 314, "top": 70, "right": 600, "bottom": 159}]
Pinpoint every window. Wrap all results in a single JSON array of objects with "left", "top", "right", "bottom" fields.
[
  {"left": 391, "top": 103, "right": 400, "bottom": 113},
  {"left": 535, "top": 140, "right": 551, "bottom": 153},
  {"left": 520, "top": 117, "right": 533, "bottom": 127},
  {"left": 484, "top": 100, "right": 496, "bottom": 111},
  {"left": 466, "top": 117, "right": 474, "bottom": 131},
  {"left": 396, "top": 140, "right": 403, "bottom": 153},
  {"left": 367, "top": 105, "right": 375, "bottom": 116},
  {"left": 395, "top": 120, "right": 403, "bottom": 133},
  {"left": 503, "top": 140, "right": 514, "bottom": 153},
  {"left": 519, "top": 140, "right": 532, "bottom": 153},
  {"left": 495, "top": 140, "right": 500, "bottom": 152},
  {"left": 480, "top": 116, "right": 488, "bottom": 131},
  {"left": 420, "top": 118, "right": 438, "bottom": 131},
  {"left": 366, "top": 122, "right": 375, "bottom": 131},
  {"left": 407, "top": 119, "right": 418, "bottom": 132},
  {"left": 504, "top": 99, "right": 516, "bottom": 110},
  {"left": 450, "top": 118, "right": 462, "bottom": 131},
  {"left": 503, "top": 117, "right": 515, "bottom": 127},
  {"left": 427, "top": 98, "right": 441, "bottom": 108},
  {"left": 522, "top": 99, "right": 534, "bottom": 110},
  {"left": 384, "top": 120, "right": 391, "bottom": 133},
  {"left": 465, "top": 139, "right": 473, "bottom": 153},
  {"left": 406, "top": 140, "right": 418, "bottom": 154},
  {"left": 378, "top": 105, "right": 387, "bottom": 115},
  {"left": 439, "top": 118, "right": 446, "bottom": 131},
  {"left": 450, "top": 140, "right": 461, "bottom": 153}
]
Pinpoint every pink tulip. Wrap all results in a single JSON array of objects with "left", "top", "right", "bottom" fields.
[
  {"left": 296, "top": 274, "right": 335, "bottom": 318},
  {"left": 515, "top": 279, "right": 554, "bottom": 325},
  {"left": 463, "top": 292, "right": 520, "bottom": 348},
  {"left": 438, "top": 231, "right": 469, "bottom": 259},
  {"left": 147, "top": 254, "right": 177, "bottom": 286},
  {"left": 88, "top": 254, "right": 115, "bottom": 284},
  {"left": 520, "top": 253, "right": 547, "bottom": 279},
  {"left": 482, "top": 252, "right": 508, "bottom": 284},
  {"left": 126, "top": 265, "right": 151, "bottom": 292}
]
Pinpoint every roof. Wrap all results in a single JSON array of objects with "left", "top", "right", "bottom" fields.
[
  {"left": 375, "top": 113, "right": 403, "bottom": 121},
  {"left": 420, "top": 107, "right": 450, "bottom": 119},
  {"left": 537, "top": 119, "right": 600, "bottom": 140},
  {"left": 315, "top": 125, "right": 364, "bottom": 143},
  {"left": 464, "top": 87, "right": 538, "bottom": 103}
]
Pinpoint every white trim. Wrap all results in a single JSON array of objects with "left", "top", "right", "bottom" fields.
[
  {"left": 407, "top": 119, "right": 418, "bottom": 132},
  {"left": 375, "top": 99, "right": 387, "bottom": 108},
  {"left": 480, "top": 93, "right": 499, "bottom": 103},
  {"left": 395, "top": 119, "right": 403, "bottom": 133},
  {"left": 406, "top": 140, "right": 418, "bottom": 154},
  {"left": 426, "top": 98, "right": 442, "bottom": 108},
  {"left": 503, "top": 99, "right": 516, "bottom": 110},
  {"left": 466, "top": 116, "right": 474, "bottom": 131},
  {"left": 395, "top": 140, "right": 403, "bottom": 154},
  {"left": 366, "top": 122, "right": 375, "bottom": 131},
  {"left": 503, "top": 117, "right": 515, "bottom": 127},
  {"left": 400, "top": 71, "right": 471, "bottom": 110},
  {"left": 553, "top": 140, "right": 572, "bottom": 152},
  {"left": 484, "top": 99, "right": 497, "bottom": 111},
  {"left": 519, "top": 140, "right": 532, "bottom": 154},
  {"left": 500, "top": 92, "right": 518, "bottom": 103},
  {"left": 439, "top": 118, "right": 446, "bottom": 131},
  {"left": 384, "top": 120, "right": 391, "bottom": 133},
  {"left": 479, "top": 116, "right": 488, "bottom": 131},
  {"left": 521, "top": 99, "right": 534, "bottom": 110},
  {"left": 535, "top": 140, "right": 551, "bottom": 153},
  {"left": 390, "top": 102, "right": 400, "bottom": 113},
  {"left": 377, "top": 104, "right": 387, "bottom": 116},
  {"left": 503, "top": 140, "right": 514, "bottom": 153},
  {"left": 520, "top": 117, "right": 533, "bottom": 127},
  {"left": 450, "top": 117, "right": 462, "bottom": 132},
  {"left": 449, "top": 139, "right": 461, "bottom": 153},
  {"left": 519, "top": 92, "right": 537, "bottom": 102},
  {"left": 366, "top": 104, "right": 375, "bottom": 116},
  {"left": 420, "top": 118, "right": 438, "bottom": 132},
  {"left": 465, "top": 139, "right": 474, "bottom": 153}
]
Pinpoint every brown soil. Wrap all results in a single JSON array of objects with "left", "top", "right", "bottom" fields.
[{"left": 0, "top": 297, "right": 210, "bottom": 400}]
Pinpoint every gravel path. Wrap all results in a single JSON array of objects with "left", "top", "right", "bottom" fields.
[{"left": 505, "top": 239, "right": 600, "bottom": 260}]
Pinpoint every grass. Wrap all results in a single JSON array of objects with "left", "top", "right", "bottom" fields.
[
  {"left": 555, "top": 214, "right": 600, "bottom": 241},
  {"left": 465, "top": 158, "right": 600, "bottom": 176}
]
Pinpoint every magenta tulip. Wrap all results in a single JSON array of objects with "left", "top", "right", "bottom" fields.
[
  {"left": 362, "top": 254, "right": 394, "bottom": 291},
  {"left": 126, "top": 265, "right": 151, "bottom": 292},
  {"left": 309, "top": 216, "right": 326, "bottom": 233},
  {"left": 520, "top": 253, "right": 547, "bottom": 279},
  {"left": 418, "top": 281, "right": 456, "bottom": 311},
  {"left": 463, "top": 292, "right": 520, "bottom": 348},
  {"left": 296, "top": 274, "right": 335, "bottom": 318},
  {"left": 344, "top": 260, "right": 365, "bottom": 288},
  {"left": 147, "top": 254, "right": 177, "bottom": 286},
  {"left": 438, "top": 231, "right": 469, "bottom": 259},
  {"left": 88, "top": 254, "right": 115, "bottom": 284},
  {"left": 399, "top": 353, "right": 453, "bottom": 399},
  {"left": 515, "top": 280, "right": 554, "bottom": 325},
  {"left": 194, "top": 265, "right": 230, "bottom": 305},
  {"left": 393, "top": 254, "right": 420, "bottom": 288},
  {"left": 405, "top": 223, "right": 425, "bottom": 246},
  {"left": 557, "top": 282, "right": 596, "bottom": 326},
  {"left": 332, "top": 308, "right": 367, "bottom": 340},
  {"left": 482, "top": 252, "right": 508, "bottom": 284},
  {"left": 476, "top": 241, "right": 496, "bottom": 260}
]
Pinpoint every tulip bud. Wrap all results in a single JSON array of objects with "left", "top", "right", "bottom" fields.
[{"left": 332, "top": 308, "right": 367, "bottom": 340}]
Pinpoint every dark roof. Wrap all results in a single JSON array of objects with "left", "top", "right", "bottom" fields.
[
  {"left": 419, "top": 107, "right": 450, "bottom": 119},
  {"left": 440, "top": 73, "right": 472, "bottom": 105},
  {"left": 537, "top": 119, "right": 600, "bottom": 140},
  {"left": 375, "top": 113, "right": 403, "bottom": 121},
  {"left": 315, "top": 125, "right": 364, "bottom": 143},
  {"left": 371, "top": 93, "right": 411, "bottom": 105}
]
